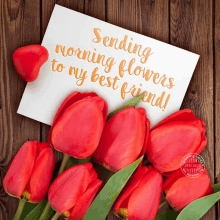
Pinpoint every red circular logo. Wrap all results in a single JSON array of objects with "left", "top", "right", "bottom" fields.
[{"left": 180, "top": 153, "right": 205, "bottom": 178}]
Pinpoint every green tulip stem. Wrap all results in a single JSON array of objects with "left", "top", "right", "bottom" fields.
[
  {"left": 58, "top": 154, "right": 70, "bottom": 176},
  {"left": 159, "top": 200, "right": 168, "bottom": 209},
  {"left": 13, "top": 199, "right": 26, "bottom": 220},
  {"left": 51, "top": 212, "right": 61, "bottom": 220},
  {"left": 39, "top": 201, "right": 53, "bottom": 220}
]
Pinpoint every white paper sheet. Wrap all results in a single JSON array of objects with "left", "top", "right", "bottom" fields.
[{"left": 18, "top": 4, "right": 199, "bottom": 127}]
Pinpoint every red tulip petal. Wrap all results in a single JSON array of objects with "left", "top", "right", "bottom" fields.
[
  {"left": 36, "top": 142, "right": 51, "bottom": 155},
  {"left": 141, "top": 117, "right": 150, "bottom": 156},
  {"left": 51, "top": 96, "right": 107, "bottom": 158},
  {"left": 163, "top": 169, "right": 185, "bottom": 191},
  {"left": 3, "top": 141, "right": 37, "bottom": 198},
  {"left": 48, "top": 164, "right": 92, "bottom": 213},
  {"left": 128, "top": 169, "right": 163, "bottom": 220},
  {"left": 165, "top": 170, "right": 213, "bottom": 211},
  {"left": 138, "top": 118, "right": 150, "bottom": 170},
  {"left": 163, "top": 165, "right": 205, "bottom": 189},
  {"left": 82, "top": 162, "right": 98, "bottom": 186},
  {"left": 151, "top": 109, "right": 195, "bottom": 131},
  {"left": 84, "top": 163, "right": 99, "bottom": 187},
  {"left": 88, "top": 168, "right": 98, "bottom": 186},
  {"left": 147, "top": 119, "right": 205, "bottom": 172},
  {"left": 83, "top": 162, "right": 93, "bottom": 170},
  {"left": 69, "top": 179, "right": 102, "bottom": 220},
  {"left": 196, "top": 127, "right": 207, "bottom": 154},
  {"left": 25, "top": 147, "right": 55, "bottom": 202},
  {"left": 94, "top": 107, "right": 147, "bottom": 171},
  {"left": 48, "top": 91, "right": 98, "bottom": 144},
  {"left": 113, "top": 166, "right": 150, "bottom": 214},
  {"left": 205, "top": 184, "right": 214, "bottom": 195}
]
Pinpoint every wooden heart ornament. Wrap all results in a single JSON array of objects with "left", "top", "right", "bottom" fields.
[{"left": 13, "top": 45, "right": 49, "bottom": 82}]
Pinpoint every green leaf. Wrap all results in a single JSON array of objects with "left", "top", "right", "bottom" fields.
[
  {"left": 19, "top": 202, "right": 38, "bottom": 220},
  {"left": 177, "top": 192, "right": 220, "bottom": 220},
  {"left": 155, "top": 209, "right": 178, "bottom": 220},
  {"left": 24, "top": 199, "right": 54, "bottom": 220},
  {"left": 66, "top": 157, "right": 92, "bottom": 169},
  {"left": 83, "top": 157, "right": 143, "bottom": 220},
  {"left": 107, "top": 93, "right": 144, "bottom": 120},
  {"left": 212, "top": 183, "right": 220, "bottom": 193}
]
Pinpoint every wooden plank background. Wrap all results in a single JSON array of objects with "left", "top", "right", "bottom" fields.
[{"left": 0, "top": 0, "right": 218, "bottom": 219}]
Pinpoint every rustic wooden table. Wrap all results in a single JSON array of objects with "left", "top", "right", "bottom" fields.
[{"left": 0, "top": 0, "right": 219, "bottom": 219}]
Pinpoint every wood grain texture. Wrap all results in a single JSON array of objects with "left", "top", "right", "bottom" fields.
[
  {"left": 170, "top": 0, "right": 215, "bottom": 219},
  {"left": 0, "top": 0, "right": 41, "bottom": 219},
  {"left": 215, "top": 0, "right": 220, "bottom": 217},
  {"left": 85, "top": 0, "right": 105, "bottom": 20}
]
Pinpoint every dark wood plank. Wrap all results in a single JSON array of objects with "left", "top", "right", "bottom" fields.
[
  {"left": 41, "top": 0, "right": 56, "bottom": 38},
  {"left": 107, "top": 0, "right": 169, "bottom": 41},
  {"left": 170, "top": 0, "right": 215, "bottom": 219},
  {"left": 85, "top": 0, "right": 105, "bottom": 21},
  {"left": 107, "top": 0, "right": 169, "bottom": 219},
  {"left": 215, "top": 0, "right": 220, "bottom": 217},
  {"left": 56, "top": 0, "right": 84, "bottom": 12},
  {"left": 0, "top": 0, "right": 41, "bottom": 219}
]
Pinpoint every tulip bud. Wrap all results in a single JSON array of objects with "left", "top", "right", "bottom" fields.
[
  {"left": 48, "top": 163, "right": 102, "bottom": 220},
  {"left": 93, "top": 106, "right": 150, "bottom": 172},
  {"left": 146, "top": 109, "right": 207, "bottom": 173},
  {"left": 163, "top": 167, "right": 213, "bottom": 212},
  {"left": 113, "top": 166, "right": 163, "bottom": 220},
  {"left": 48, "top": 91, "right": 108, "bottom": 159},
  {"left": 3, "top": 141, "right": 55, "bottom": 203}
]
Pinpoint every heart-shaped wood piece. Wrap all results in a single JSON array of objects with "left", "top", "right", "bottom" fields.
[{"left": 13, "top": 45, "right": 49, "bottom": 82}]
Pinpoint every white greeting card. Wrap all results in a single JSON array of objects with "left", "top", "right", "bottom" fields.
[{"left": 18, "top": 4, "right": 199, "bottom": 127}]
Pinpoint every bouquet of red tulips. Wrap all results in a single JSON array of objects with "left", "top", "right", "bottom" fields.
[{"left": 4, "top": 91, "right": 218, "bottom": 220}]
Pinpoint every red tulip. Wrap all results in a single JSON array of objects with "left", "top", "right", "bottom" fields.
[
  {"left": 93, "top": 106, "right": 150, "bottom": 172},
  {"left": 163, "top": 167, "right": 213, "bottom": 212},
  {"left": 13, "top": 45, "right": 49, "bottom": 82},
  {"left": 113, "top": 166, "right": 163, "bottom": 220},
  {"left": 48, "top": 163, "right": 102, "bottom": 220},
  {"left": 3, "top": 141, "right": 55, "bottom": 203},
  {"left": 146, "top": 109, "right": 207, "bottom": 173},
  {"left": 48, "top": 91, "right": 108, "bottom": 159}
]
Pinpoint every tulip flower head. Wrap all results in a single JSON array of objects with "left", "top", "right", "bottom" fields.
[
  {"left": 163, "top": 166, "right": 214, "bottom": 212},
  {"left": 94, "top": 106, "right": 150, "bottom": 172},
  {"left": 48, "top": 162, "right": 102, "bottom": 220},
  {"left": 3, "top": 141, "right": 55, "bottom": 203},
  {"left": 113, "top": 165, "right": 163, "bottom": 220},
  {"left": 146, "top": 109, "right": 207, "bottom": 173},
  {"left": 48, "top": 91, "right": 108, "bottom": 159}
]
